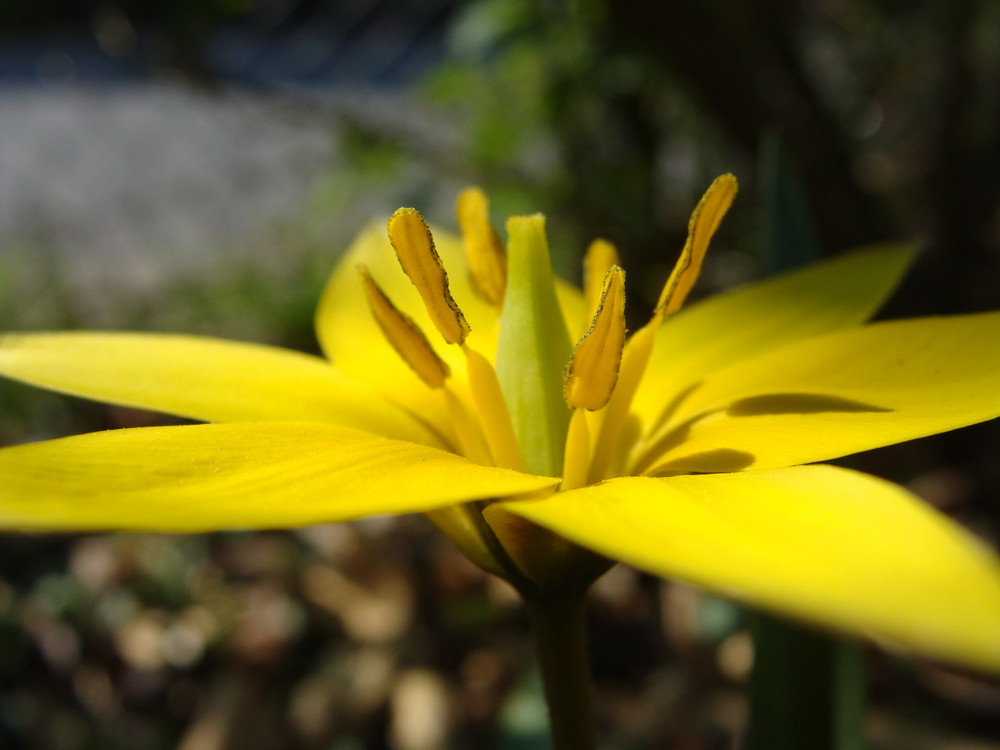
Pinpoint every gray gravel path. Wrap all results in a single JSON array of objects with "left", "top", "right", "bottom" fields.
[{"left": 0, "top": 85, "right": 335, "bottom": 286}]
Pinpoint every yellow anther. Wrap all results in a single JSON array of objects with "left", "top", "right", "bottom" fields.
[
  {"left": 358, "top": 265, "right": 450, "bottom": 388},
  {"left": 655, "top": 173, "right": 738, "bottom": 317},
  {"left": 564, "top": 266, "right": 627, "bottom": 411},
  {"left": 583, "top": 238, "right": 620, "bottom": 314},
  {"left": 387, "top": 208, "right": 471, "bottom": 345},
  {"left": 456, "top": 187, "right": 507, "bottom": 307}
]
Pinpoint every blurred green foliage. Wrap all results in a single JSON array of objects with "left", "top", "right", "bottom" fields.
[{"left": 420, "top": 0, "right": 737, "bottom": 286}]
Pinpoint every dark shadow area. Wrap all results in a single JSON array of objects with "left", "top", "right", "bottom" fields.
[
  {"left": 636, "top": 392, "right": 891, "bottom": 475},
  {"left": 727, "top": 393, "right": 893, "bottom": 417},
  {"left": 648, "top": 447, "right": 756, "bottom": 475}
]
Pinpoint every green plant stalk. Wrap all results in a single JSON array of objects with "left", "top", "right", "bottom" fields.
[
  {"left": 745, "top": 612, "right": 865, "bottom": 750},
  {"left": 525, "top": 594, "right": 598, "bottom": 750},
  {"left": 744, "top": 133, "right": 867, "bottom": 750}
]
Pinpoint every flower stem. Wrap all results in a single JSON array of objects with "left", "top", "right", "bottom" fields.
[
  {"left": 745, "top": 611, "right": 865, "bottom": 750},
  {"left": 525, "top": 594, "right": 598, "bottom": 750}
]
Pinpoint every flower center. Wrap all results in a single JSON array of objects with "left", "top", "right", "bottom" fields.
[{"left": 359, "top": 176, "right": 738, "bottom": 485}]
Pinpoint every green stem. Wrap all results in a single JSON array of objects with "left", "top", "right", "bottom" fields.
[
  {"left": 744, "top": 611, "right": 866, "bottom": 750},
  {"left": 525, "top": 594, "right": 598, "bottom": 750},
  {"left": 748, "top": 134, "right": 867, "bottom": 749}
]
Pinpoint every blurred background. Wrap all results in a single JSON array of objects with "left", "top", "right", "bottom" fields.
[{"left": 1, "top": 1, "right": 999, "bottom": 748}]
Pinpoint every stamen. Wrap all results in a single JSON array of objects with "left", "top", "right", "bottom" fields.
[
  {"left": 564, "top": 266, "right": 627, "bottom": 411},
  {"left": 561, "top": 409, "right": 591, "bottom": 491},
  {"left": 387, "top": 208, "right": 471, "bottom": 345},
  {"left": 442, "top": 387, "right": 492, "bottom": 465},
  {"left": 382, "top": 206, "right": 526, "bottom": 472},
  {"left": 456, "top": 187, "right": 507, "bottom": 307},
  {"left": 358, "top": 265, "right": 450, "bottom": 388},
  {"left": 588, "top": 175, "right": 738, "bottom": 481},
  {"left": 583, "top": 238, "right": 620, "bottom": 314},
  {"left": 587, "top": 321, "right": 658, "bottom": 481},
  {"left": 654, "top": 173, "right": 738, "bottom": 317},
  {"left": 462, "top": 344, "right": 526, "bottom": 472}
]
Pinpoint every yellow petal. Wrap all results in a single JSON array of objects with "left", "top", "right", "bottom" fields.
[
  {"left": 501, "top": 465, "right": 1000, "bottom": 672},
  {"left": 0, "top": 422, "right": 558, "bottom": 532},
  {"left": 639, "top": 312, "right": 1000, "bottom": 473},
  {"left": 633, "top": 243, "right": 917, "bottom": 432},
  {"left": 0, "top": 332, "right": 433, "bottom": 444}
]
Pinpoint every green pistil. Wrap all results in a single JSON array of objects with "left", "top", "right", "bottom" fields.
[{"left": 495, "top": 214, "right": 573, "bottom": 477}]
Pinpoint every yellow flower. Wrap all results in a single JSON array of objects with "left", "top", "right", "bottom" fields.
[{"left": 2, "top": 177, "right": 1000, "bottom": 673}]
